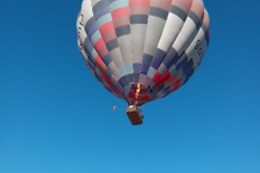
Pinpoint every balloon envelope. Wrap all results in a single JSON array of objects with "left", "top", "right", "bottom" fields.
[{"left": 77, "top": 0, "right": 210, "bottom": 105}]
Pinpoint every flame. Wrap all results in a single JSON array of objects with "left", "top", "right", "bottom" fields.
[{"left": 135, "top": 83, "right": 141, "bottom": 100}]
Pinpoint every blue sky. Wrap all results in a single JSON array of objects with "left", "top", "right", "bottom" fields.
[{"left": 1, "top": 0, "right": 260, "bottom": 173}]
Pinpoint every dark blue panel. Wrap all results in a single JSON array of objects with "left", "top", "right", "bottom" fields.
[
  {"left": 85, "top": 17, "right": 98, "bottom": 37},
  {"left": 133, "top": 73, "right": 140, "bottom": 82},
  {"left": 83, "top": 39, "right": 92, "bottom": 53},
  {"left": 103, "top": 54, "right": 112, "bottom": 66},
  {"left": 141, "top": 65, "right": 149, "bottom": 74},
  {"left": 83, "top": 39, "right": 96, "bottom": 65},
  {"left": 116, "top": 25, "right": 130, "bottom": 37},
  {"left": 163, "top": 48, "right": 180, "bottom": 68},
  {"left": 130, "top": 15, "right": 148, "bottom": 24},
  {"left": 119, "top": 74, "right": 140, "bottom": 87},
  {"left": 182, "top": 59, "right": 193, "bottom": 74},
  {"left": 87, "top": 58, "right": 96, "bottom": 70},
  {"left": 142, "top": 54, "right": 153, "bottom": 64},
  {"left": 128, "top": 75, "right": 134, "bottom": 83},
  {"left": 150, "top": 7, "right": 168, "bottom": 20},
  {"left": 93, "top": 1, "right": 110, "bottom": 20},
  {"left": 106, "top": 39, "right": 118, "bottom": 51},
  {"left": 141, "top": 54, "right": 153, "bottom": 74},
  {"left": 105, "top": 69, "right": 113, "bottom": 78},
  {"left": 185, "top": 69, "right": 194, "bottom": 83},
  {"left": 151, "top": 49, "right": 167, "bottom": 70},
  {"left": 176, "top": 57, "right": 188, "bottom": 70},
  {"left": 111, "top": 83, "right": 120, "bottom": 93},
  {"left": 128, "top": 74, "right": 140, "bottom": 83},
  {"left": 119, "top": 76, "right": 128, "bottom": 87},
  {"left": 133, "top": 63, "right": 142, "bottom": 73},
  {"left": 189, "top": 11, "right": 202, "bottom": 29},
  {"left": 170, "top": 5, "right": 187, "bottom": 21},
  {"left": 83, "top": 39, "right": 92, "bottom": 55}
]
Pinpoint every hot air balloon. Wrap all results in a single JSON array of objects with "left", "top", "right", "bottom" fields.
[
  {"left": 113, "top": 106, "right": 117, "bottom": 111},
  {"left": 76, "top": 0, "right": 210, "bottom": 125}
]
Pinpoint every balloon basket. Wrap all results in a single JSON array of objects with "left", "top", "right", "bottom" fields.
[{"left": 126, "top": 105, "right": 144, "bottom": 125}]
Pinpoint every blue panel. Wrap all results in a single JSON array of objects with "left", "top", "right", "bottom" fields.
[
  {"left": 130, "top": 15, "right": 148, "bottom": 24},
  {"left": 119, "top": 76, "right": 128, "bottom": 87},
  {"left": 85, "top": 17, "right": 98, "bottom": 37},
  {"left": 150, "top": 7, "right": 168, "bottom": 20},
  {"left": 119, "top": 74, "right": 140, "bottom": 88},
  {"left": 103, "top": 54, "right": 112, "bottom": 66},
  {"left": 189, "top": 11, "right": 202, "bottom": 29},
  {"left": 106, "top": 39, "right": 118, "bottom": 51},
  {"left": 151, "top": 49, "right": 167, "bottom": 70},
  {"left": 105, "top": 69, "right": 113, "bottom": 78},
  {"left": 87, "top": 58, "right": 96, "bottom": 69},
  {"left": 141, "top": 54, "right": 153, "bottom": 74},
  {"left": 182, "top": 59, "right": 193, "bottom": 74},
  {"left": 93, "top": 1, "right": 110, "bottom": 20},
  {"left": 176, "top": 57, "right": 188, "bottom": 70},
  {"left": 133, "top": 63, "right": 142, "bottom": 73},
  {"left": 116, "top": 25, "right": 131, "bottom": 37},
  {"left": 163, "top": 48, "right": 180, "bottom": 69},
  {"left": 112, "top": 83, "right": 120, "bottom": 93},
  {"left": 170, "top": 5, "right": 187, "bottom": 21},
  {"left": 183, "top": 68, "right": 194, "bottom": 85},
  {"left": 83, "top": 39, "right": 96, "bottom": 65},
  {"left": 133, "top": 73, "right": 140, "bottom": 83},
  {"left": 83, "top": 39, "right": 92, "bottom": 53}
]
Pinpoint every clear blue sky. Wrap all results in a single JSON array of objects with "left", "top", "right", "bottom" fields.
[{"left": 1, "top": 1, "right": 260, "bottom": 173}]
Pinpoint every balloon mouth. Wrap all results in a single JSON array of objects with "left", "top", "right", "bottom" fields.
[{"left": 124, "top": 82, "right": 153, "bottom": 106}]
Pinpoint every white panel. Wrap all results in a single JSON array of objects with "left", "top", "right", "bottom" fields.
[
  {"left": 143, "top": 16, "right": 166, "bottom": 55},
  {"left": 157, "top": 13, "right": 184, "bottom": 51},
  {"left": 81, "top": 0, "right": 94, "bottom": 24},
  {"left": 172, "top": 17, "right": 197, "bottom": 54}
]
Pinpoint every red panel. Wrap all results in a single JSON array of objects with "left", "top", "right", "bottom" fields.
[
  {"left": 152, "top": 72, "right": 161, "bottom": 83},
  {"left": 193, "top": 0, "right": 204, "bottom": 15},
  {"left": 156, "top": 71, "right": 170, "bottom": 87},
  {"left": 94, "top": 38, "right": 105, "bottom": 51},
  {"left": 130, "top": 0, "right": 150, "bottom": 6},
  {"left": 94, "top": 38, "right": 108, "bottom": 58},
  {"left": 128, "top": 92, "right": 151, "bottom": 100},
  {"left": 112, "top": 7, "right": 130, "bottom": 19},
  {"left": 99, "top": 22, "right": 114, "bottom": 36},
  {"left": 151, "top": 0, "right": 172, "bottom": 11},
  {"left": 102, "top": 30, "right": 116, "bottom": 43},
  {"left": 95, "top": 56, "right": 106, "bottom": 72}
]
